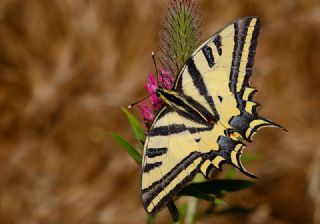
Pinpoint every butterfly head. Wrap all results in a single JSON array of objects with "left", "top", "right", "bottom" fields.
[
  {"left": 155, "top": 88, "right": 166, "bottom": 103},
  {"left": 155, "top": 88, "right": 180, "bottom": 106}
]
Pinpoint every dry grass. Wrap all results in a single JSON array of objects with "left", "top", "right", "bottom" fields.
[{"left": 0, "top": 0, "right": 319, "bottom": 223}]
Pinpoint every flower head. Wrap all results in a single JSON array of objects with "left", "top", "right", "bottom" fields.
[
  {"left": 137, "top": 68, "right": 175, "bottom": 128},
  {"left": 137, "top": 100, "right": 154, "bottom": 128},
  {"left": 145, "top": 73, "right": 162, "bottom": 111},
  {"left": 159, "top": 67, "right": 175, "bottom": 89},
  {"left": 160, "top": 0, "right": 201, "bottom": 76}
]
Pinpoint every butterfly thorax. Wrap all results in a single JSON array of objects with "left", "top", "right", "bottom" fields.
[{"left": 156, "top": 88, "right": 214, "bottom": 125}]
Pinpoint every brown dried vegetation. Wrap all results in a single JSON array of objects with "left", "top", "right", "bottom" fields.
[{"left": 0, "top": 0, "right": 319, "bottom": 223}]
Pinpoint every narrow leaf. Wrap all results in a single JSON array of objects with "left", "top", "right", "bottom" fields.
[
  {"left": 177, "top": 187, "right": 215, "bottom": 201},
  {"left": 122, "top": 107, "right": 145, "bottom": 145},
  {"left": 182, "top": 179, "right": 256, "bottom": 195},
  {"left": 110, "top": 132, "right": 142, "bottom": 165},
  {"left": 213, "top": 198, "right": 226, "bottom": 205},
  {"left": 168, "top": 201, "right": 180, "bottom": 223}
]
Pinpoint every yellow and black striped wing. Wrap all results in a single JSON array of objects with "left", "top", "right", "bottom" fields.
[
  {"left": 141, "top": 107, "right": 203, "bottom": 213},
  {"left": 173, "top": 16, "right": 284, "bottom": 182},
  {"left": 141, "top": 17, "right": 284, "bottom": 214},
  {"left": 140, "top": 105, "right": 247, "bottom": 213},
  {"left": 174, "top": 16, "right": 283, "bottom": 143}
]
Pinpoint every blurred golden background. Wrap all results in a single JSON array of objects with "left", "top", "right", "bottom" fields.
[{"left": 0, "top": 0, "right": 319, "bottom": 223}]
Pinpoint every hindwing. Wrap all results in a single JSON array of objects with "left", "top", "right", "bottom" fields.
[{"left": 141, "top": 107, "right": 250, "bottom": 214}]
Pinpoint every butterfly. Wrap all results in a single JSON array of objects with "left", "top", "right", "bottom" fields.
[{"left": 140, "top": 16, "right": 285, "bottom": 214}]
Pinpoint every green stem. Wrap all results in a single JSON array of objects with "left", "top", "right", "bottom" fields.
[
  {"left": 185, "top": 197, "right": 198, "bottom": 224},
  {"left": 184, "top": 174, "right": 204, "bottom": 224}
]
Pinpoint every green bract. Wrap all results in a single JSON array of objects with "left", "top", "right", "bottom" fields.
[{"left": 160, "top": 0, "right": 201, "bottom": 76}]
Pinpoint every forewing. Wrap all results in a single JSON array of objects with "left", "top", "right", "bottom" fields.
[{"left": 174, "top": 16, "right": 284, "bottom": 143}]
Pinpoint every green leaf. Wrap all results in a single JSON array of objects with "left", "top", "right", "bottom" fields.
[
  {"left": 110, "top": 132, "right": 142, "bottom": 165},
  {"left": 182, "top": 179, "right": 256, "bottom": 196},
  {"left": 168, "top": 201, "right": 180, "bottom": 223},
  {"left": 122, "top": 107, "right": 145, "bottom": 145},
  {"left": 213, "top": 197, "right": 226, "bottom": 205},
  {"left": 178, "top": 187, "right": 216, "bottom": 201}
]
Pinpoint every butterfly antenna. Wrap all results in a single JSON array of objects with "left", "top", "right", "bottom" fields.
[
  {"left": 152, "top": 52, "right": 161, "bottom": 87},
  {"left": 128, "top": 52, "right": 159, "bottom": 109},
  {"left": 128, "top": 95, "right": 152, "bottom": 109}
]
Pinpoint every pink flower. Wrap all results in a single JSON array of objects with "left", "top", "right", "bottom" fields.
[
  {"left": 159, "top": 67, "right": 175, "bottom": 89},
  {"left": 144, "top": 69, "right": 175, "bottom": 112},
  {"left": 136, "top": 68, "right": 175, "bottom": 128},
  {"left": 137, "top": 100, "right": 154, "bottom": 122},
  {"left": 145, "top": 73, "right": 162, "bottom": 111}
]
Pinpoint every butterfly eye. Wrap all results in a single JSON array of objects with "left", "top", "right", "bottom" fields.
[
  {"left": 225, "top": 129, "right": 233, "bottom": 136},
  {"left": 155, "top": 92, "right": 160, "bottom": 97}
]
